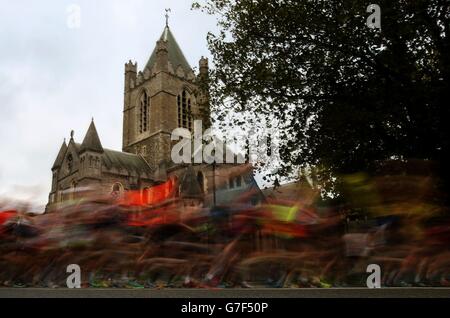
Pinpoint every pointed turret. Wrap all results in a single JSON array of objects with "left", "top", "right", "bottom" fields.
[
  {"left": 80, "top": 119, "right": 103, "bottom": 153},
  {"left": 51, "top": 139, "right": 68, "bottom": 170},
  {"left": 199, "top": 56, "right": 209, "bottom": 78},
  {"left": 145, "top": 26, "right": 192, "bottom": 73},
  {"left": 180, "top": 165, "right": 203, "bottom": 199}
]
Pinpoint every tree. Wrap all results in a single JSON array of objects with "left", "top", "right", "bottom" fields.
[{"left": 194, "top": 0, "right": 450, "bottom": 201}]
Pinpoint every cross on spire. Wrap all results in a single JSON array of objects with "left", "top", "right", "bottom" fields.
[{"left": 165, "top": 8, "right": 171, "bottom": 26}]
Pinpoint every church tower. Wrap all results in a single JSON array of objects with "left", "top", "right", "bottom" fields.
[
  {"left": 122, "top": 23, "right": 210, "bottom": 168},
  {"left": 46, "top": 15, "right": 265, "bottom": 213}
]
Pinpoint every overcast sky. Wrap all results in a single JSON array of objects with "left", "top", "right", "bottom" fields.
[{"left": 0, "top": 0, "right": 219, "bottom": 208}]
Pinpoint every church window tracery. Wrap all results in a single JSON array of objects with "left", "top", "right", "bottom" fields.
[
  {"left": 177, "top": 90, "right": 192, "bottom": 131},
  {"left": 139, "top": 91, "right": 150, "bottom": 133}
]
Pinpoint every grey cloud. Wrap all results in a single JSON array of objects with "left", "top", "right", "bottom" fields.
[{"left": 0, "top": 1, "right": 218, "bottom": 205}]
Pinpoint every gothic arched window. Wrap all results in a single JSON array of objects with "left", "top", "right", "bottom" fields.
[
  {"left": 111, "top": 182, "right": 124, "bottom": 200},
  {"left": 177, "top": 90, "right": 192, "bottom": 131},
  {"left": 139, "top": 91, "right": 149, "bottom": 133}
]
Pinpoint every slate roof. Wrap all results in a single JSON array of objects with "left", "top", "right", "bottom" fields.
[
  {"left": 214, "top": 172, "right": 265, "bottom": 206},
  {"left": 102, "top": 149, "right": 153, "bottom": 175},
  {"left": 51, "top": 140, "right": 68, "bottom": 170},
  {"left": 53, "top": 120, "right": 153, "bottom": 176},
  {"left": 145, "top": 26, "right": 192, "bottom": 72},
  {"left": 80, "top": 120, "right": 103, "bottom": 153}
]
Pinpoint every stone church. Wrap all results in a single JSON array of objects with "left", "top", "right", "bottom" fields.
[{"left": 46, "top": 24, "right": 264, "bottom": 213}]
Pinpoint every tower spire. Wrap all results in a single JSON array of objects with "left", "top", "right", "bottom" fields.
[{"left": 144, "top": 22, "right": 192, "bottom": 72}]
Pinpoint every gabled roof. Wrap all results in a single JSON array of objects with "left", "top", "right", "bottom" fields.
[
  {"left": 103, "top": 149, "right": 153, "bottom": 175},
  {"left": 213, "top": 170, "right": 265, "bottom": 206},
  {"left": 80, "top": 120, "right": 103, "bottom": 153},
  {"left": 145, "top": 26, "right": 192, "bottom": 72},
  {"left": 51, "top": 121, "right": 153, "bottom": 177},
  {"left": 51, "top": 140, "right": 68, "bottom": 170}
]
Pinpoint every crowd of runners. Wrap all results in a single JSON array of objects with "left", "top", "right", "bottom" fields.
[
  {"left": 1, "top": 160, "right": 450, "bottom": 289},
  {"left": 1, "top": 190, "right": 449, "bottom": 288}
]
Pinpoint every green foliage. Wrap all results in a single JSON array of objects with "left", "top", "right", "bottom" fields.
[{"left": 194, "top": 0, "right": 450, "bottom": 197}]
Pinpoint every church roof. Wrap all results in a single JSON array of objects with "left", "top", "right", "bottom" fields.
[
  {"left": 103, "top": 149, "right": 153, "bottom": 175},
  {"left": 179, "top": 165, "right": 203, "bottom": 199},
  {"left": 51, "top": 119, "right": 152, "bottom": 176},
  {"left": 51, "top": 140, "right": 68, "bottom": 170},
  {"left": 213, "top": 170, "right": 265, "bottom": 206},
  {"left": 80, "top": 120, "right": 103, "bottom": 153},
  {"left": 145, "top": 26, "right": 192, "bottom": 72}
]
